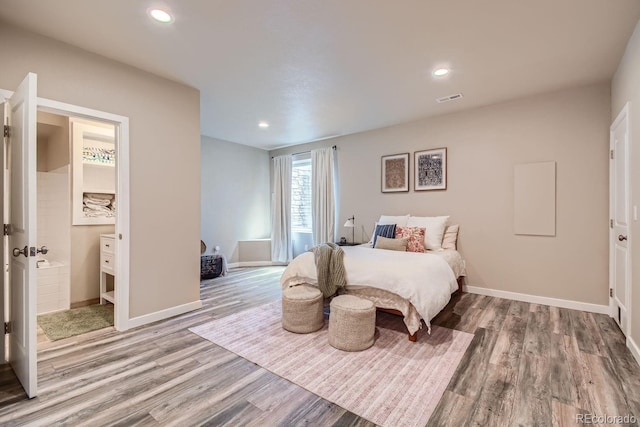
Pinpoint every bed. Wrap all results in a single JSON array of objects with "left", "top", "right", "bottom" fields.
[{"left": 280, "top": 215, "right": 466, "bottom": 341}]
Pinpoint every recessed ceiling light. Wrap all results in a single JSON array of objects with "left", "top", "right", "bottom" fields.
[
  {"left": 258, "top": 122, "right": 270, "bottom": 128},
  {"left": 433, "top": 68, "right": 449, "bottom": 77},
  {"left": 149, "top": 8, "right": 174, "bottom": 23}
]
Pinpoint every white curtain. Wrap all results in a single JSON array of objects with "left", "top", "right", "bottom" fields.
[
  {"left": 271, "top": 155, "right": 293, "bottom": 263},
  {"left": 311, "top": 147, "right": 336, "bottom": 246}
]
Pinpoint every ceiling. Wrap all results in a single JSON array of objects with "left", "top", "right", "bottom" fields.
[{"left": 2, "top": 1, "right": 639, "bottom": 150}]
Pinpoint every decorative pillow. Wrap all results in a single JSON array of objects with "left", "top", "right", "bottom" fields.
[
  {"left": 367, "top": 214, "right": 410, "bottom": 245},
  {"left": 375, "top": 236, "right": 408, "bottom": 251},
  {"left": 406, "top": 216, "right": 449, "bottom": 250},
  {"left": 373, "top": 223, "right": 396, "bottom": 246},
  {"left": 395, "top": 226, "right": 426, "bottom": 253},
  {"left": 441, "top": 224, "right": 459, "bottom": 250}
]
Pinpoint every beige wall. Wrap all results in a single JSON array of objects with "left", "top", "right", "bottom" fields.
[
  {"left": 39, "top": 112, "right": 70, "bottom": 171},
  {"left": 271, "top": 83, "right": 611, "bottom": 306},
  {"left": 612, "top": 19, "right": 640, "bottom": 348},
  {"left": 0, "top": 23, "right": 201, "bottom": 319},
  {"left": 201, "top": 136, "right": 270, "bottom": 263}
]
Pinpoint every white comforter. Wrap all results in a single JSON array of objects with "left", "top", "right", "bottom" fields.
[{"left": 280, "top": 246, "right": 458, "bottom": 332}]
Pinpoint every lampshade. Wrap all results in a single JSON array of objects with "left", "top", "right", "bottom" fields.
[{"left": 344, "top": 216, "right": 355, "bottom": 227}]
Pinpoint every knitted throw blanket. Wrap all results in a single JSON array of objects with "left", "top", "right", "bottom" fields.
[{"left": 311, "top": 243, "right": 347, "bottom": 297}]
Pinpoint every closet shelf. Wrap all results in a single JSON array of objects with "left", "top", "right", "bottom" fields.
[
  {"left": 83, "top": 161, "right": 115, "bottom": 168},
  {"left": 83, "top": 188, "right": 116, "bottom": 195}
]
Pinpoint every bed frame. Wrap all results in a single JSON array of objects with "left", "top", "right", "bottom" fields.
[{"left": 376, "top": 276, "right": 464, "bottom": 342}]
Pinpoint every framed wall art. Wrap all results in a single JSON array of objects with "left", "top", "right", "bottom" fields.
[
  {"left": 414, "top": 147, "right": 447, "bottom": 191},
  {"left": 381, "top": 153, "right": 409, "bottom": 193}
]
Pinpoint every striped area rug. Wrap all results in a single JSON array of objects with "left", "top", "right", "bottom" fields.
[{"left": 190, "top": 302, "right": 473, "bottom": 427}]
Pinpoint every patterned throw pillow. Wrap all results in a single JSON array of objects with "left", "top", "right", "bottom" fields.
[
  {"left": 395, "top": 226, "right": 426, "bottom": 253},
  {"left": 373, "top": 224, "right": 397, "bottom": 246}
]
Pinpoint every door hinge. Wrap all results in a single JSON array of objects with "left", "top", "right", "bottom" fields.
[
  {"left": 3, "top": 125, "right": 9, "bottom": 138},
  {"left": 610, "top": 219, "right": 614, "bottom": 229},
  {"left": 610, "top": 149, "right": 614, "bottom": 160},
  {"left": 4, "top": 322, "right": 10, "bottom": 334},
  {"left": 610, "top": 288, "right": 613, "bottom": 298},
  {"left": 3, "top": 224, "right": 10, "bottom": 236}
]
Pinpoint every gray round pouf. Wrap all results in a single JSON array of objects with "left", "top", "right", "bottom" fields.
[
  {"left": 282, "top": 285, "right": 324, "bottom": 333},
  {"left": 329, "top": 295, "right": 376, "bottom": 351}
]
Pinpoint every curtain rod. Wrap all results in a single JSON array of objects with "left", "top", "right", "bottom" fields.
[{"left": 272, "top": 145, "right": 336, "bottom": 160}]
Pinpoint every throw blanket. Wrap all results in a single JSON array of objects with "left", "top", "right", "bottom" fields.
[{"left": 310, "top": 243, "right": 346, "bottom": 297}]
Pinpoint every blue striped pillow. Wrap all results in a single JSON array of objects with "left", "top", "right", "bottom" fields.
[{"left": 373, "top": 224, "right": 397, "bottom": 246}]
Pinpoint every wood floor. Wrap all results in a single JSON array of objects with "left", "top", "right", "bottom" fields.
[{"left": 0, "top": 267, "right": 638, "bottom": 426}]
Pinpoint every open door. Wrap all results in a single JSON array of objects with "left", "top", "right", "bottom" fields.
[
  {"left": 1, "top": 98, "right": 5, "bottom": 364},
  {"left": 610, "top": 103, "right": 631, "bottom": 336},
  {"left": 4, "top": 73, "right": 38, "bottom": 398}
]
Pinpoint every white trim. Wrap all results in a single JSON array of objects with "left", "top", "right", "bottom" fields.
[
  {"left": 2, "top": 87, "right": 132, "bottom": 332},
  {"left": 628, "top": 336, "right": 640, "bottom": 366},
  {"left": 464, "top": 285, "right": 609, "bottom": 314},
  {"left": 127, "top": 300, "right": 202, "bottom": 329},
  {"left": 227, "top": 261, "right": 287, "bottom": 268}
]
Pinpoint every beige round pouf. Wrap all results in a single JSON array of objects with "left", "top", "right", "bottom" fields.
[
  {"left": 329, "top": 295, "right": 376, "bottom": 351},
  {"left": 282, "top": 285, "right": 324, "bottom": 333}
]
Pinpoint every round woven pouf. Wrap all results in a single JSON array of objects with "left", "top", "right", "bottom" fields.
[
  {"left": 282, "top": 285, "right": 324, "bottom": 333},
  {"left": 329, "top": 295, "right": 376, "bottom": 351}
]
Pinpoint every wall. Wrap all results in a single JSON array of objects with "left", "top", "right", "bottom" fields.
[
  {"left": 38, "top": 111, "right": 69, "bottom": 171},
  {"left": 201, "top": 136, "right": 270, "bottom": 263},
  {"left": 612, "top": 19, "right": 640, "bottom": 352},
  {"left": 271, "top": 83, "right": 611, "bottom": 306},
  {"left": 0, "top": 22, "right": 201, "bottom": 320}
]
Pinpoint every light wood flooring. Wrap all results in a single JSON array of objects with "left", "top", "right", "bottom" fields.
[{"left": 0, "top": 267, "right": 638, "bottom": 426}]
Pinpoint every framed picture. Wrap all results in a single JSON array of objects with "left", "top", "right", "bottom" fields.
[
  {"left": 381, "top": 153, "right": 409, "bottom": 193},
  {"left": 414, "top": 148, "right": 447, "bottom": 191}
]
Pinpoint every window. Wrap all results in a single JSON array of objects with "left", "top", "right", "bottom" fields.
[{"left": 291, "top": 156, "right": 312, "bottom": 233}]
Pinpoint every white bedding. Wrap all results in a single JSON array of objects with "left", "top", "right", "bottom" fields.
[{"left": 280, "top": 246, "right": 461, "bottom": 333}]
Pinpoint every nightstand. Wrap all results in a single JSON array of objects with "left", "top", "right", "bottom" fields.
[{"left": 336, "top": 242, "right": 361, "bottom": 246}]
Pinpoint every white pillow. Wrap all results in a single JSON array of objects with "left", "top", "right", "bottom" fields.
[
  {"left": 378, "top": 214, "right": 410, "bottom": 226},
  {"left": 406, "top": 215, "right": 449, "bottom": 250},
  {"left": 367, "top": 214, "right": 410, "bottom": 245}
]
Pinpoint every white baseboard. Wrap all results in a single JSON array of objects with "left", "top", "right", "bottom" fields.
[
  {"left": 227, "top": 261, "right": 287, "bottom": 268},
  {"left": 126, "top": 300, "right": 202, "bottom": 329},
  {"left": 464, "top": 285, "right": 609, "bottom": 315},
  {"left": 628, "top": 336, "right": 640, "bottom": 366}
]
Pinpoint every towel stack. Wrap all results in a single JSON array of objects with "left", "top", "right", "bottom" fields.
[{"left": 83, "top": 193, "right": 115, "bottom": 218}]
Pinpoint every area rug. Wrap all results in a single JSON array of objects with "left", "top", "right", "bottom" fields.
[
  {"left": 189, "top": 302, "right": 473, "bottom": 427},
  {"left": 38, "top": 304, "right": 114, "bottom": 341}
]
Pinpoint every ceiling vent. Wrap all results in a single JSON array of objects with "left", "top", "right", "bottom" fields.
[{"left": 436, "top": 93, "right": 463, "bottom": 103}]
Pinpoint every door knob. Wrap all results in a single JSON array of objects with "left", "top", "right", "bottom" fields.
[
  {"left": 12, "top": 246, "right": 28, "bottom": 257},
  {"left": 618, "top": 235, "right": 628, "bottom": 241},
  {"left": 37, "top": 246, "right": 48, "bottom": 255}
]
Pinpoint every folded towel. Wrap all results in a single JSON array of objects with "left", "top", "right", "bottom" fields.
[
  {"left": 83, "top": 205, "right": 112, "bottom": 213},
  {"left": 82, "top": 209, "right": 114, "bottom": 218},
  {"left": 85, "top": 193, "right": 114, "bottom": 200},
  {"left": 84, "top": 197, "right": 111, "bottom": 207}
]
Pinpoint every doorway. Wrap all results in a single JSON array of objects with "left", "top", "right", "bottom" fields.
[{"left": 35, "top": 113, "right": 117, "bottom": 343}]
